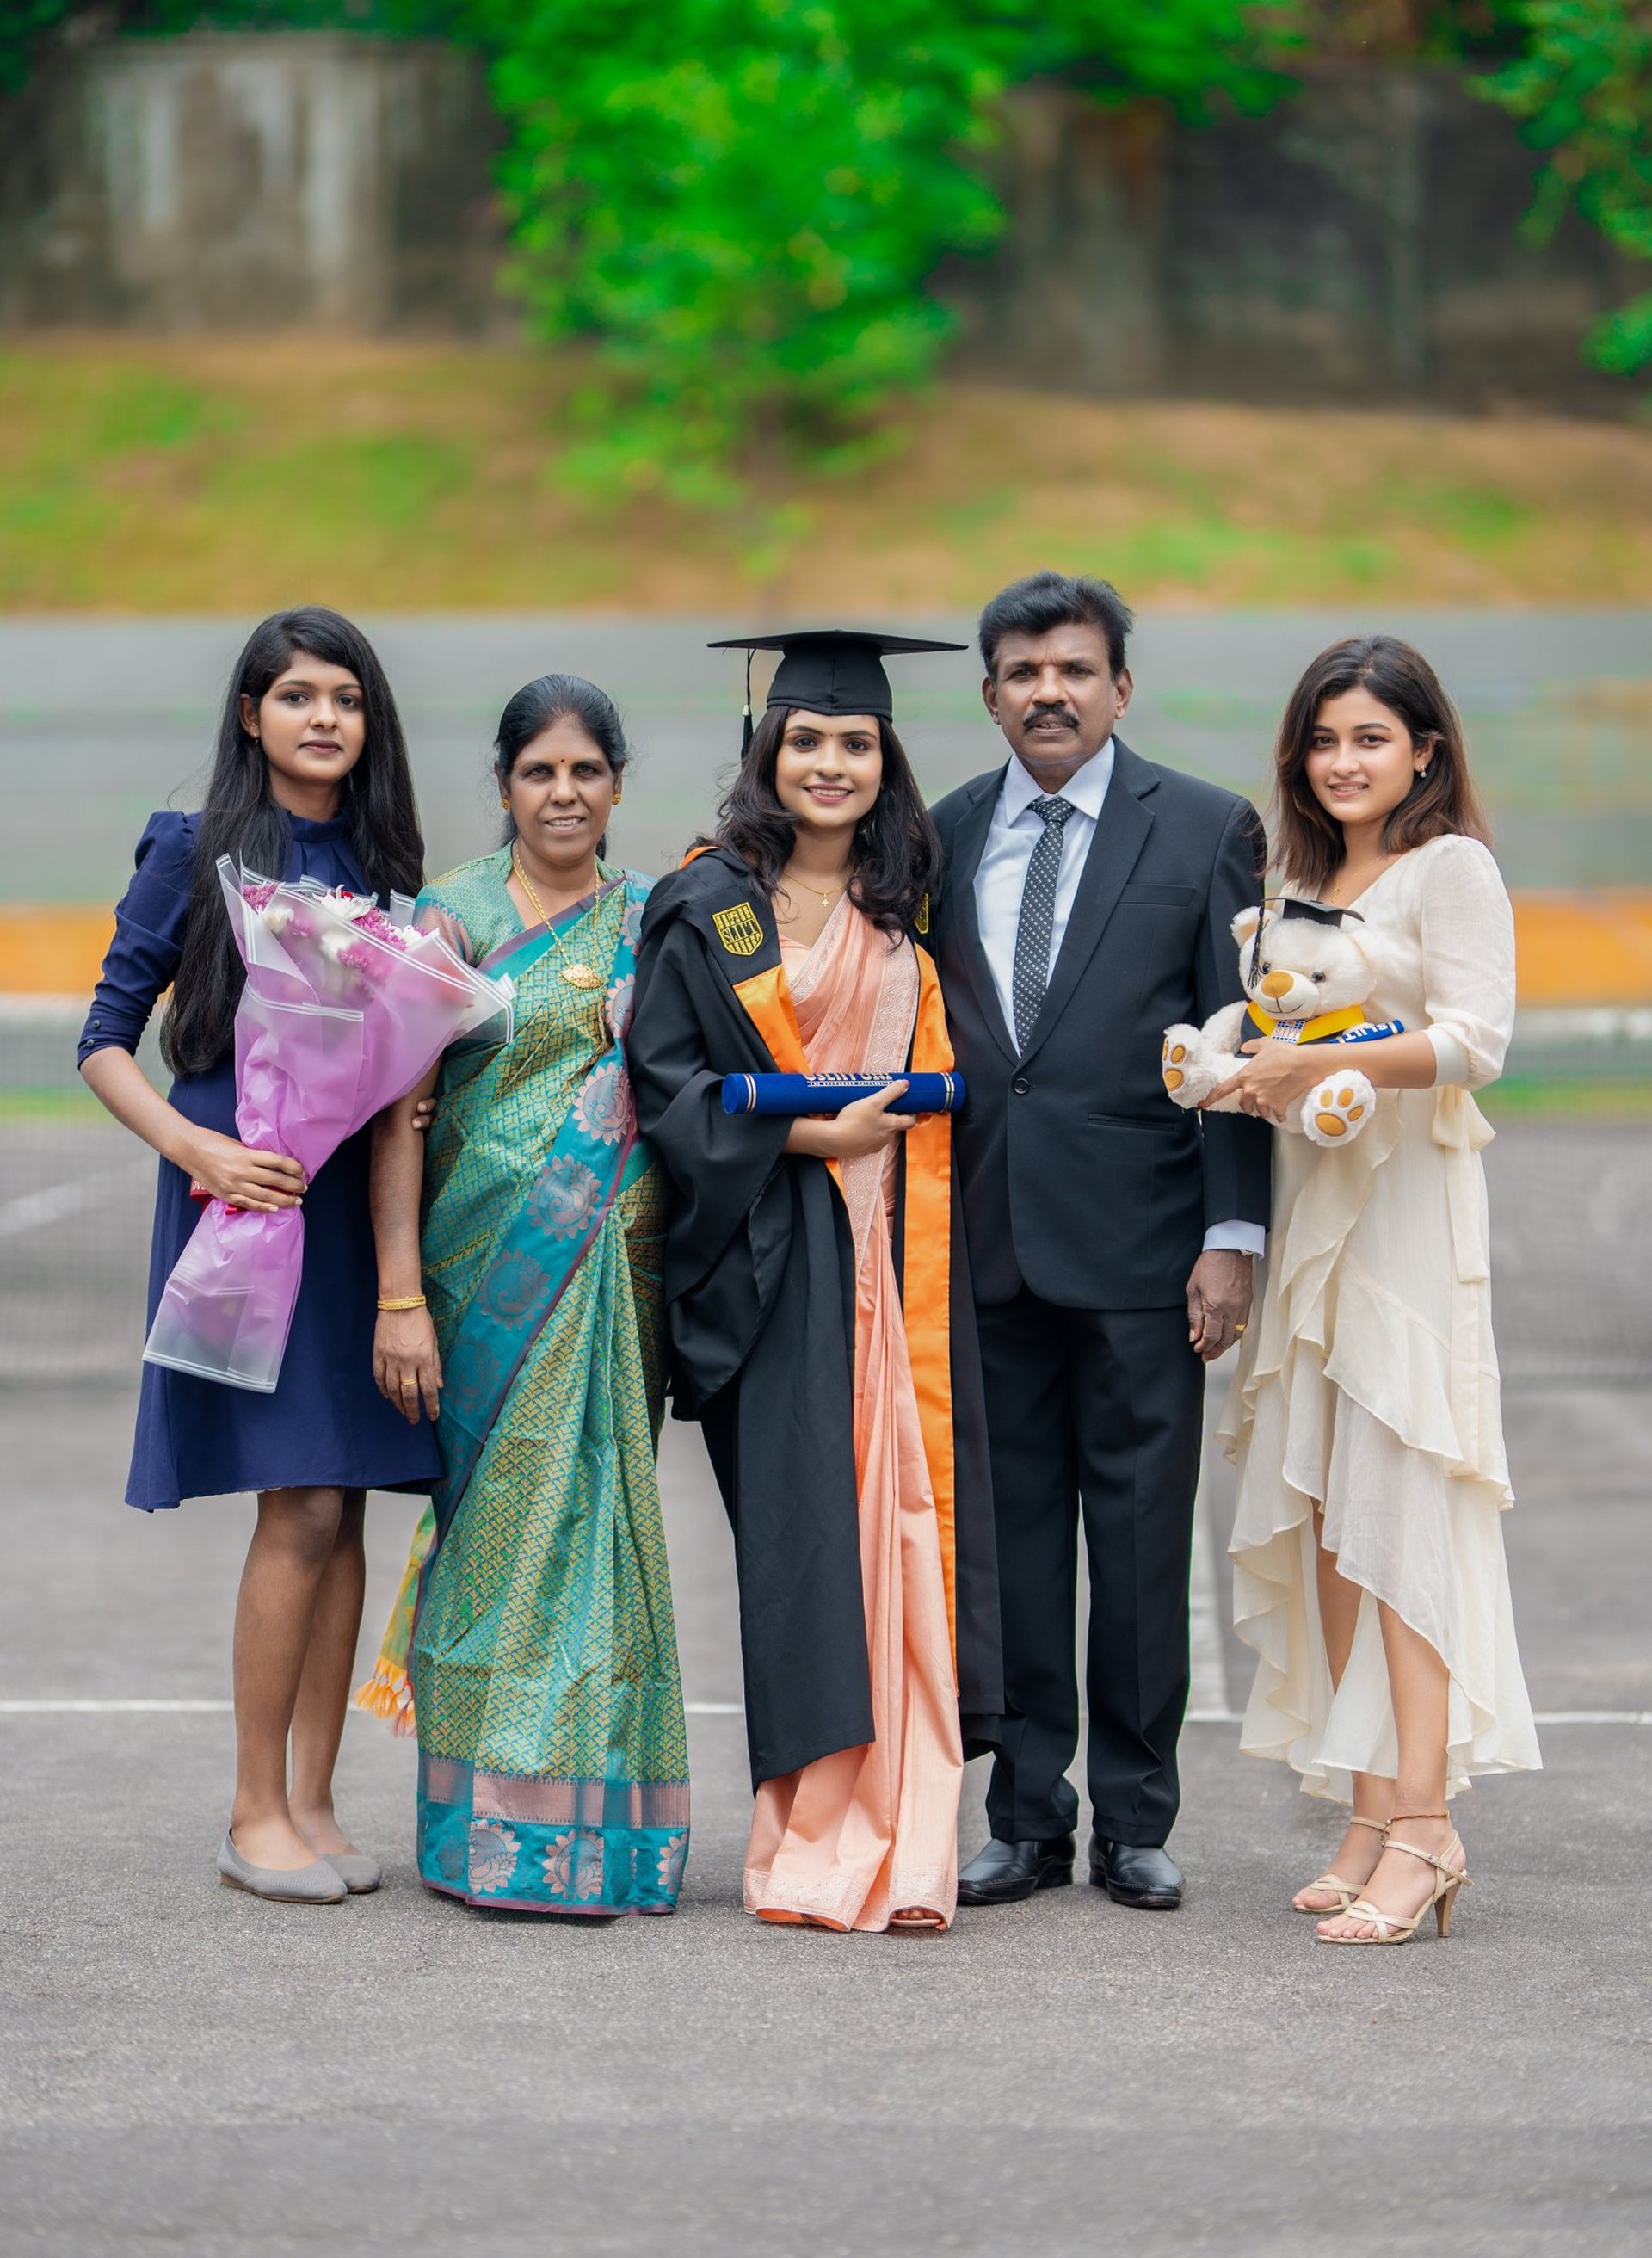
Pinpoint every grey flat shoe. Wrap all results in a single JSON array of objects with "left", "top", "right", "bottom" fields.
[
  {"left": 323, "top": 1850, "right": 382, "bottom": 1894},
  {"left": 216, "top": 1830, "right": 347, "bottom": 1904}
]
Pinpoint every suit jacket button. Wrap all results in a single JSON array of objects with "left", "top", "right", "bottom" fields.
[{"left": 1012, "top": 1075, "right": 1030, "bottom": 1095}]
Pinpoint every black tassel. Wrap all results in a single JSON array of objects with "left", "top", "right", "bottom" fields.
[{"left": 741, "top": 649, "right": 754, "bottom": 756}]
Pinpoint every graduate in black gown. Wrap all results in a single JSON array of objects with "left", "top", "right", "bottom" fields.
[{"left": 627, "top": 631, "right": 1002, "bottom": 1929}]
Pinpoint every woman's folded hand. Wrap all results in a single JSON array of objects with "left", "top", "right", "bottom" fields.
[{"left": 181, "top": 1128, "right": 307, "bottom": 1212}]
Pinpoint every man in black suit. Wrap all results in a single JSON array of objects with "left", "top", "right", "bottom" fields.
[{"left": 932, "top": 571, "right": 1270, "bottom": 1910}]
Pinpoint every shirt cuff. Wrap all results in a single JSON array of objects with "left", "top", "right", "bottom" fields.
[
  {"left": 1426, "top": 1025, "right": 1471, "bottom": 1088},
  {"left": 1203, "top": 1220, "right": 1266, "bottom": 1258}
]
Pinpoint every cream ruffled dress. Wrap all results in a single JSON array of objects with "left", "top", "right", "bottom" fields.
[{"left": 1221, "top": 834, "right": 1540, "bottom": 1801}]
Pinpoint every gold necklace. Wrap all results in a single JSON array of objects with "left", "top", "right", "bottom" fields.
[
  {"left": 512, "top": 848, "right": 607, "bottom": 990},
  {"left": 780, "top": 871, "right": 848, "bottom": 915}
]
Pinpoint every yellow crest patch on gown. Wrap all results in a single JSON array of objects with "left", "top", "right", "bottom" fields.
[
  {"left": 914, "top": 892, "right": 931, "bottom": 936},
  {"left": 712, "top": 901, "right": 766, "bottom": 958}
]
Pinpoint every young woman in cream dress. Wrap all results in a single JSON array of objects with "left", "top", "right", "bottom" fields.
[{"left": 1212, "top": 635, "right": 1538, "bottom": 1947}]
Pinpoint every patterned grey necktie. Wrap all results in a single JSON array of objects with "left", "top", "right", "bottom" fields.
[{"left": 1011, "top": 793, "right": 1076, "bottom": 1051}]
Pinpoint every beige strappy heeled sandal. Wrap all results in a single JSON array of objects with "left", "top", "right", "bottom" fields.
[
  {"left": 1292, "top": 1812, "right": 1388, "bottom": 1914},
  {"left": 1316, "top": 1813, "right": 1470, "bottom": 1946}
]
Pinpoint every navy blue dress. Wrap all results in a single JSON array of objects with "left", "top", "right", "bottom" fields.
[{"left": 81, "top": 811, "right": 443, "bottom": 1511}]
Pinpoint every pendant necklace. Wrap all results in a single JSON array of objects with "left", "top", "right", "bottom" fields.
[
  {"left": 512, "top": 849, "right": 607, "bottom": 990},
  {"left": 780, "top": 872, "right": 848, "bottom": 918}
]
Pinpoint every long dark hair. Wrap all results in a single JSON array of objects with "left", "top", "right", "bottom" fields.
[
  {"left": 494, "top": 674, "right": 630, "bottom": 851},
  {"left": 163, "top": 608, "right": 424, "bottom": 1077},
  {"left": 1270, "top": 634, "right": 1491, "bottom": 894},
  {"left": 712, "top": 706, "right": 941, "bottom": 938}
]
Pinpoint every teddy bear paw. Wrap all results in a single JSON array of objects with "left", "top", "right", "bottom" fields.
[
  {"left": 1301, "top": 1068, "right": 1376, "bottom": 1147},
  {"left": 1161, "top": 1027, "right": 1208, "bottom": 1107}
]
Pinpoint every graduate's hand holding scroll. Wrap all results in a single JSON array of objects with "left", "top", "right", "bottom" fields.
[{"left": 785, "top": 1079, "right": 918, "bottom": 1162}]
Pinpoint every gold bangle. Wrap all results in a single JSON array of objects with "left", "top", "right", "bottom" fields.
[{"left": 378, "top": 1293, "right": 427, "bottom": 1312}]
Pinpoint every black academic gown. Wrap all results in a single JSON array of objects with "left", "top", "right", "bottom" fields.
[{"left": 627, "top": 847, "right": 1002, "bottom": 1787}]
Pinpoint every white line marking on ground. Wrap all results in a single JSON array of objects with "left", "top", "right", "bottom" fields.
[
  {"left": 2, "top": 1700, "right": 1647, "bottom": 1724},
  {"left": 0, "top": 1700, "right": 232, "bottom": 1712},
  {"left": 1185, "top": 1709, "right": 1652, "bottom": 1727},
  {"left": 1527, "top": 1710, "right": 1652, "bottom": 1725},
  {"left": 0, "top": 1160, "right": 151, "bottom": 1239}
]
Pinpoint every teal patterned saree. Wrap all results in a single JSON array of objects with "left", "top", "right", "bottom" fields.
[{"left": 359, "top": 852, "right": 689, "bottom": 1915}]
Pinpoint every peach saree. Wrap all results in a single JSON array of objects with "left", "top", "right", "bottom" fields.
[{"left": 744, "top": 899, "right": 965, "bottom": 1931}]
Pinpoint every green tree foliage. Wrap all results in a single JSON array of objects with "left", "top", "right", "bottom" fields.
[
  {"left": 469, "top": 1, "right": 1002, "bottom": 503},
  {"left": 1480, "top": 0, "right": 1652, "bottom": 374},
  {"left": 0, "top": 3, "right": 77, "bottom": 92},
  {"left": 4, "top": 2, "right": 1292, "bottom": 490},
  {"left": 446, "top": 0, "right": 1293, "bottom": 501}
]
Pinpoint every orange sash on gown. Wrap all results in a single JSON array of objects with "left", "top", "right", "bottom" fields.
[{"left": 743, "top": 899, "right": 965, "bottom": 1931}]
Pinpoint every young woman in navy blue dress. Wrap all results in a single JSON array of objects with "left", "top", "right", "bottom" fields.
[{"left": 80, "top": 607, "right": 441, "bottom": 1903}]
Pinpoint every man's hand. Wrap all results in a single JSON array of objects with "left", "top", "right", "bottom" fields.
[{"left": 1186, "top": 1248, "right": 1254, "bottom": 1363}]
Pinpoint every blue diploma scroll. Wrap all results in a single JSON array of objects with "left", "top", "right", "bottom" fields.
[{"left": 720, "top": 1071, "right": 966, "bottom": 1116}]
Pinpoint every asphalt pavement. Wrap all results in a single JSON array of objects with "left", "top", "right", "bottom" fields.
[
  {"left": 2, "top": 603, "right": 1649, "bottom": 2251},
  {"left": 2, "top": 1379, "right": 1648, "bottom": 2257}
]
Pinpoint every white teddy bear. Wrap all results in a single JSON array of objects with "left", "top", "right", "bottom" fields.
[{"left": 1162, "top": 897, "right": 1403, "bottom": 1148}]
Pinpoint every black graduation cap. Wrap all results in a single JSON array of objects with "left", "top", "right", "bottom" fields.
[
  {"left": 1251, "top": 895, "right": 1365, "bottom": 987},
  {"left": 1275, "top": 895, "right": 1365, "bottom": 929},
  {"left": 708, "top": 629, "right": 967, "bottom": 751}
]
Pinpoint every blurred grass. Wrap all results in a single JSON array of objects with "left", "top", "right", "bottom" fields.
[
  {"left": 0, "top": 1089, "right": 105, "bottom": 1121},
  {"left": 5, "top": 337, "right": 1652, "bottom": 611},
  {"left": 3, "top": 1079, "right": 1648, "bottom": 1126},
  {"left": 1478, "top": 1077, "right": 1652, "bottom": 1119}
]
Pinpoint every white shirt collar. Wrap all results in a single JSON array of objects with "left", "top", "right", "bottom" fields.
[{"left": 1002, "top": 736, "right": 1115, "bottom": 824}]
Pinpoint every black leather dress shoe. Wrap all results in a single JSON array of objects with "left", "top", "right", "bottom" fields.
[
  {"left": 1089, "top": 1835, "right": 1183, "bottom": 1909},
  {"left": 956, "top": 1835, "right": 1076, "bottom": 1906}
]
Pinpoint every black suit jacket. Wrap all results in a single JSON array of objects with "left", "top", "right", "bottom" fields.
[{"left": 931, "top": 738, "right": 1271, "bottom": 1310}]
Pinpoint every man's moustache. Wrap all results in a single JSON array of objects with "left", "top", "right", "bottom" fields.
[{"left": 1025, "top": 709, "right": 1081, "bottom": 731}]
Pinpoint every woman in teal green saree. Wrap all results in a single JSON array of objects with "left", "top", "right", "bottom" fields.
[{"left": 360, "top": 676, "right": 688, "bottom": 1915}]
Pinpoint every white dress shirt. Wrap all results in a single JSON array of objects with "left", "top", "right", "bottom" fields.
[{"left": 972, "top": 741, "right": 1265, "bottom": 1260}]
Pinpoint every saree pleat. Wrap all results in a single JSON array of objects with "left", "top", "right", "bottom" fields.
[
  {"left": 360, "top": 854, "right": 688, "bottom": 1914},
  {"left": 743, "top": 900, "right": 965, "bottom": 1931}
]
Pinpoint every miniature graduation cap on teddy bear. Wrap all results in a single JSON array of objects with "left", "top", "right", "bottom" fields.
[{"left": 1161, "top": 896, "right": 1405, "bottom": 1148}]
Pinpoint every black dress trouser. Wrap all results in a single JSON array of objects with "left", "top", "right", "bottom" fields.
[{"left": 975, "top": 1290, "right": 1205, "bottom": 1848}]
